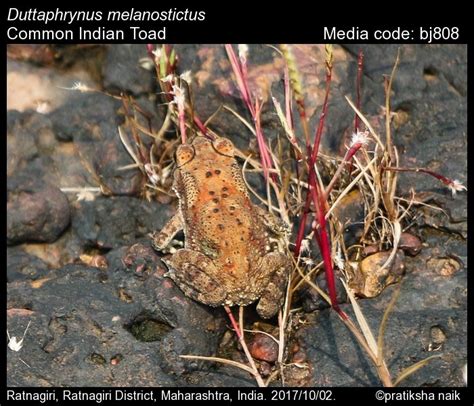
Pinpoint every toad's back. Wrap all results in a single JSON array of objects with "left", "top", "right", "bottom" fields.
[{"left": 175, "top": 137, "right": 267, "bottom": 282}]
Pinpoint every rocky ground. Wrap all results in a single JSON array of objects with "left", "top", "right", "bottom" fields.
[{"left": 7, "top": 44, "right": 467, "bottom": 387}]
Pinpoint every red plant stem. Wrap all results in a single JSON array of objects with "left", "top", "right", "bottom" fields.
[
  {"left": 254, "top": 99, "right": 276, "bottom": 182},
  {"left": 294, "top": 150, "right": 344, "bottom": 315},
  {"left": 294, "top": 57, "right": 333, "bottom": 256},
  {"left": 224, "top": 45, "right": 254, "bottom": 115},
  {"left": 324, "top": 142, "right": 364, "bottom": 199},
  {"left": 224, "top": 306, "right": 265, "bottom": 387},
  {"left": 311, "top": 63, "right": 332, "bottom": 163},
  {"left": 305, "top": 167, "right": 345, "bottom": 317},
  {"left": 292, "top": 56, "right": 344, "bottom": 317},
  {"left": 293, "top": 142, "right": 315, "bottom": 256},
  {"left": 224, "top": 306, "right": 242, "bottom": 340},
  {"left": 225, "top": 44, "right": 276, "bottom": 182},
  {"left": 294, "top": 212, "right": 309, "bottom": 256},
  {"left": 193, "top": 116, "right": 211, "bottom": 138},
  {"left": 355, "top": 50, "right": 364, "bottom": 132},
  {"left": 311, "top": 183, "right": 344, "bottom": 316},
  {"left": 383, "top": 166, "right": 455, "bottom": 186},
  {"left": 178, "top": 107, "right": 187, "bottom": 144}
]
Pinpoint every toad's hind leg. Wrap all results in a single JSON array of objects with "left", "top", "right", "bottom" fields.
[
  {"left": 256, "top": 253, "right": 290, "bottom": 319},
  {"left": 162, "top": 249, "right": 227, "bottom": 307}
]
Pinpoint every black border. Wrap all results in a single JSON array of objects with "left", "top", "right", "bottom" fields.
[{"left": 3, "top": 3, "right": 471, "bottom": 405}]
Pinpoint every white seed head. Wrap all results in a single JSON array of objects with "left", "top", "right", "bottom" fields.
[
  {"left": 69, "top": 81, "right": 92, "bottom": 93},
  {"left": 350, "top": 130, "right": 370, "bottom": 148},
  {"left": 171, "top": 84, "right": 186, "bottom": 110},
  {"left": 160, "top": 164, "right": 173, "bottom": 183},
  {"left": 448, "top": 179, "right": 467, "bottom": 197}
]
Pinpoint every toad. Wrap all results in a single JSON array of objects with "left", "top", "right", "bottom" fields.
[{"left": 152, "top": 135, "right": 290, "bottom": 318}]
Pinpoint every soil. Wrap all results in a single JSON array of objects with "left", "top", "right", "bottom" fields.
[{"left": 7, "top": 44, "right": 467, "bottom": 387}]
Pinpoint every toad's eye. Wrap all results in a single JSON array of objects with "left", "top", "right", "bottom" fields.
[
  {"left": 175, "top": 144, "right": 195, "bottom": 167},
  {"left": 212, "top": 137, "right": 234, "bottom": 157}
]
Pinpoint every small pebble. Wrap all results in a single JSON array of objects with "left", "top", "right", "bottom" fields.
[
  {"left": 110, "top": 354, "right": 123, "bottom": 366},
  {"left": 248, "top": 333, "right": 278, "bottom": 363},
  {"left": 351, "top": 250, "right": 405, "bottom": 298},
  {"left": 399, "top": 232, "right": 422, "bottom": 256}
]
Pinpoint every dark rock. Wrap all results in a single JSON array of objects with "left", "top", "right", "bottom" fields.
[
  {"left": 92, "top": 137, "right": 145, "bottom": 196},
  {"left": 7, "top": 248, "right": 50, "bottom": 282},
  {"left": 7, "top": 175, "right": 71, "bottom": 245},
  {"left": 49, "top": 92, "right": 145, "bottom": 195},
  {"left": 7, "top": 109, "right": 97, "bottom": 193},
  {"left": 102, "top": 44, "right": 155, "bottom": 95},
  {"left": 185, "top": 371, "right": 254, "bottom": 387},
  {"left": 105, "top": 244, "right": 227, "bottom": 377},
  {"left": 301, "top": 270, "right": 348, "bottom": 312},
  {"left": 7, "top": 263, "right": 175, "bottom": 386},
  {"left": 7, "top": 243, "right": 227, "bottom": 386},
  {"left": 49, "top": 92, "right": 124, "bottom": 143},
  {"left": 7, "top": 110, "right": 52, "bottom": 177},
  {"left": 7, "top": 109, "right": 24, "bottom": 131},
  {"left": 71, "top": 196, "right": 173, "bottom": 250},
  {"left": 331, "top": 189, "right": 365, "bottom": 247}
]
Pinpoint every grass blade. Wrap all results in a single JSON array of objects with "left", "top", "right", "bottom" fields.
[
  {"left": 180, "top": 355, "right": 255, "bottom": 375},
  {"left": 118, "top": 126, "right": 140, "bottom": 167},
  {"left": 341, "top": 279, "right": 378, "bottom": 355},
  {"left": 394, "top": 354, "right": 443, "bottom": 387},
  {"left": 377, "top": 281, "right": 403, "bottom": 363}
]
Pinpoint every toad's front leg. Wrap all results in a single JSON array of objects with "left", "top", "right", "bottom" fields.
[
  {"left": 162, "top": 249, "right": 227, "bottom": 307},
  {"left": 254, "top": 205, "right": 291, "bottom": 237},
  {"left": 150, "top": 213, "right": 184, "bottom": 253}
]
